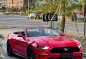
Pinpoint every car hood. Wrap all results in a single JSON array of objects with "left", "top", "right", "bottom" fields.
[{"left": 27, "top": 36, "right": 79, "bottom": 48}]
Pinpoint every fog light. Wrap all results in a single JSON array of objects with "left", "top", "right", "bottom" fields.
[
  {"left": 48, "top": 58, "right": 57, "bottom": 59},
  {"left": 77, "top": 56, "right": 82, "bottom": 59}
]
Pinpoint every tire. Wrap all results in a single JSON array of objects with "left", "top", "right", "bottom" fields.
[
  {"left": 7, "top": 43, "right": 14, "bottom": 56},
  {"left": 27, "top": 47, "right": 35, "bottom": 59}
]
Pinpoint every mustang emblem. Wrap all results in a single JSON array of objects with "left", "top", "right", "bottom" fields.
[{"left": 63, "top": 48, "right": 69, "bottom": 51}]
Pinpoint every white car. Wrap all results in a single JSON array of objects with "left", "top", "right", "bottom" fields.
[
  {"left": 77, "top": 14, "right": 84, "bottom": 20},
  {"left": 0, "top": 12, "right": 3, "bottom": 15},
  {"left": 28, "top": 13, "right": 36, "bottom": 19}
]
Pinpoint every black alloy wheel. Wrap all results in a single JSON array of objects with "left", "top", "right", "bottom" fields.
[
  {"left": 27, "top": 47, "right": 35, "bottom": 59},
  {"left": 7, "top": 43, "right": 14, "bottom": 56}
]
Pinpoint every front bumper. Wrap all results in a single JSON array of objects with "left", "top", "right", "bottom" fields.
[
  {"left": 38, "top": 52, "right": 82, "bottom": 59},
  {"left": 35, "top": 48, "right": 83, "bottom": 59}
]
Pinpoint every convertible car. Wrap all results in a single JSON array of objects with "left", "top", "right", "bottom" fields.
[{"left": 7, "top": 27, "right": 83, "bottom": 59}]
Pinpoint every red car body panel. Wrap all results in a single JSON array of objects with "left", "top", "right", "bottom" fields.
[{"left": 7, "top": 27, "right": 83, "bottom": 59}]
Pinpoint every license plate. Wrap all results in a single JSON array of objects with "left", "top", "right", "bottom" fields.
[{"left": 61, "top": 53, "right": 72, "bottom": 57}]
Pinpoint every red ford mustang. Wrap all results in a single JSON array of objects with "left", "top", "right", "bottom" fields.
[{"left": 7, "top": 27, "right": 83, "bottom": 59}]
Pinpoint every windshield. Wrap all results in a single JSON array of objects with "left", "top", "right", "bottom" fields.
[{"left": 27, "top": 28, "right": 61, "bottom": 37}]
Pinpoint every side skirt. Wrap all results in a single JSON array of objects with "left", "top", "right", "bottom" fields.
[{"left": 14, "top": 52, "right": 27, "bottom": 59}]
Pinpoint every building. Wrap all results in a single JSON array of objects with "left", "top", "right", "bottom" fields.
[
  {"left": 0, "top": 0, "right": 7, "bottom": 7},
  {"left": 0, "top": 0, "right": 7, "bottom": 11},
  {"left": 7, "top": 0, "right": 13, "bottom": 8},
  {"left": 7, "top": 0, "right": 28, "bottom": 9}
]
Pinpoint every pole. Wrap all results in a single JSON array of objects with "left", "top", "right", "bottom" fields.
[
  {"left": 82, "top": 0, "right": 86, "bottom": 36},
  {"left": 28, "top": 0, "right": 29, "bottom": 16},
  {"left": 84, "top": 16, "right": 86, "bottom": 36},
  {"left": 61, "top": 0, "right": 66, "bottom": 32},
  {"left": 51, "top": 21, "right": 53, "bottom": 28},
  {"left": 84, "top": 16, "right": 85, "bottom": 36}
]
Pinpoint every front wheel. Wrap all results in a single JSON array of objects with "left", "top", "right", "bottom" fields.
[
  {"left": 27, "top": 47, "right": 35, "bottom": 59},
  {"left": 7, "top": 43, "right": 14, "bottom": 56}
]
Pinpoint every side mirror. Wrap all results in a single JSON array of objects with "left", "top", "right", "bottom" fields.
[
  {"left": 18, "top": 33, "right": 23, "bottom": 37},
  {"left": 61, "top": 32, "right": 65, "bottom": 36}
]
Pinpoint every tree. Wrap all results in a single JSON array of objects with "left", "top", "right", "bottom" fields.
[
  {"left": 29, "top": 0, "right": 35, "bottom": 10},
  {"left": 82, "top": 0, "right": 86, "bottom": 36},
  {"left": 2, "top": 6, "right": 6, "bottom": 11},
  {"left": 35, "top": 0, "right": 81, "bottom": 32},
  {"left": 22, "top": 4, "right": 28, "bottom": 11}
]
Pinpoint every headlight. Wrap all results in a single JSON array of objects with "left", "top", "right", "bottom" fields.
[
  {"left": 78, "top": 43, "right": 82, "bottom": 48},
  {"left": 74, "top": 39, "right": 82, "bottom": 48},
  {"left": 37, "top": 46, "right": 49, "bottom": 50}
]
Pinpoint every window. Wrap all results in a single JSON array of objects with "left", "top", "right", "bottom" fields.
[{"left": 27, "top": 28, "right": 61, "bottom": 37}]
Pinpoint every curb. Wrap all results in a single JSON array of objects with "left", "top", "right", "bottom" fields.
[{"left": 83, "top": 53, "right": 86, "bottom": 58}]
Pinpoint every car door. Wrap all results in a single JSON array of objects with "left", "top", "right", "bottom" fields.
[{"left": 14, "top": 32, "right": 27, "bottom": 57}]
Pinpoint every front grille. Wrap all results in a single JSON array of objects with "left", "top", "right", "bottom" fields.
[{"left": 50, "top": 47, "right": 80, "bottom": 53}]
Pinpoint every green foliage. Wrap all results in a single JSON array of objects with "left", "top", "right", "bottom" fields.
[
  {"left": 30, "top": 0, "right": 35, "bottom": 10},
  {"left": 22, "top": 4, "right": 28, "bottom": 11},
  {"left": 2, "top": 6, "right": 6, "bottom": 11},
  {"left": 0, "top": 25, "right": 8, "bottom": 29},
  {"left": 26, "top": 10, "right": 33, "bottom": 14},
  {"left": 35, "top": 0, "right": 81, "bottom": 16},
  {"left": 0, "top": 35, "right": 4, "bottom": 39},
  {"left": 35, "top": 0, "right": 82, "bottom": 32},
  {"left": 7, "top": 8, "right": 18, "bottom": 12}
]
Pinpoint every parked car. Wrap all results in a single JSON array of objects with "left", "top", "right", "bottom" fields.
[
  {"left": 28, "top": 13, "right": 36, "bottom": 19},
  {"left": 77, "top": 14, "right": 84, "bottom": 20},
  {"left": 7, "top": 27, "right": 83, "bottom": 59},
  {"left": 0, "top": 12, "right": 3, "bottom": 15}
]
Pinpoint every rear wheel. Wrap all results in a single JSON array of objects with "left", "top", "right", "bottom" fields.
[
  {"left": 27, "top": 47, "right": 35, "bottom": 59},
  {"left": 7, "top": 43, "right": 14, "bottom": 56}
]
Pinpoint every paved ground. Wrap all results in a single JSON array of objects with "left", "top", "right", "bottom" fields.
[
  {"left": 0, "top": 15, "right": 86, "bottom": 59},
  {"left": 66, "top": 23, "right": 85, "bottom": 35}
]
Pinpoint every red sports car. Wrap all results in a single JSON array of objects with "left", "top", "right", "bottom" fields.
[{"left": 7, "top": 27, "right": 83, "bottom": 59}]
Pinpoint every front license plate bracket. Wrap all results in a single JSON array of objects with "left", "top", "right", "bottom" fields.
[{"left": 61, "top": 53, "right": 73, "bottom": 59}]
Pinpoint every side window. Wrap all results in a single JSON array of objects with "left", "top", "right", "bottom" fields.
[
  {"left": 21, "top": 32, "right": 25, "bottom": 36},
  {"left": 13, "top": 31, "right": 25, "bottom": 36},
  {"left": 13, "top": 32, "right": 19, "bottom": 34}
]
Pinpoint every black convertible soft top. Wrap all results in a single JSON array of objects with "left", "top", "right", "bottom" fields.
[{"left": 13, "top": 31, "right": 25, "bottom": 36}]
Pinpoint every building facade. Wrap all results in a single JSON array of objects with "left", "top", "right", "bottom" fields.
[
  {"left": 7, "top": 0, "right": 28, "bottom": 9},
  {"left": 7, "top": 0, "right": 13, "bottom": 8},
  {"left": 0, "top": 0, "right": 7, "bottom": 7}
]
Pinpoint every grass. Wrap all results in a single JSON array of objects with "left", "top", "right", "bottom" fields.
[
  {"left": 67, "top": 34, "right": 86, "bottom": 53},
  {"left": 0, "top": 35, "right": 4, "bottom": 39},
  {"left": 0, "top": 25, "right": 9, "bottom": 29}
]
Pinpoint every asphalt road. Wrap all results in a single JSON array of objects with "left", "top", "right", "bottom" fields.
[
  {"left": 0, "top": 15, "right": 48, "bottom": 27},
  {"left": 0, "top": 14, "right": 86, "bottom": 59},
  {"left": 0, "top": 15, "right": 85, "bottom": 35}
]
